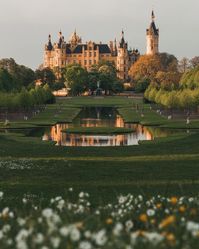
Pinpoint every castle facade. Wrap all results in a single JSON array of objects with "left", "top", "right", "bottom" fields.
[{"left": 43, "top": 11, "right": 159, "bottom": 80}]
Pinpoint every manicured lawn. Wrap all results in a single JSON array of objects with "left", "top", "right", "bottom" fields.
[{"left": 0, "top": 96, "right": 199, "bottom": 202}]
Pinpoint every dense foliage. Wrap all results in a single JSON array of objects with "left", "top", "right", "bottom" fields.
[
  {"left": 0, "top": 58, "right": 35, "bottom": 91},
  {"left": 0, "top": 85, "right": 55, "bottom": 111},
  {"left": 129, "top": 53, "right": 181, "bottom": 93},
  {"left": 64, "top": 61, "right": 123, "bottom": 96}
]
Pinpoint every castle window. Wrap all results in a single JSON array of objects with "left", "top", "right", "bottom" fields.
[
  {"left": 89, "top": 52, "right": 92, "bottom": 57},
  {"left": 84, "top": 60, "right": 87, "bottom": 65},
  {"left": 89, "top": 60, "right": 92, "bottom": 65},
  {"left": 94, "top": 52, "right": 97, "bottom": 57}
]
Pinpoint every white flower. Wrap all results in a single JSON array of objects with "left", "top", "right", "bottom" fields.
[
  {"left": 34, "top": 233, "right": 44, "bottom": 244},
  {"left": 60, "top": 226, "right": 69, "bottom": 236},
  {"left": 147, "top": 209, "right": 155, "bottom": 217},
  {"left": 57, "top": 199, "right": 65, "bottom": 210},
  {"left": 118, "top": 195, "right": 127, "bottom": 204},
  {"left": 42, "top": 208, "right": 53, "bottom": 218},
  {"left": 84, "top": 231, "right": 91, "bottom": 239},
  {"left": 69, "top": 187, "right": 73, "bottom": 192},
  {"left": 22, "top": 198, "right": 27, "bottom": 204},
  {"left": 79, "top": 192, "right": 85, "bottom": 198},
  {"left": 113, "top": 223, "right": 123, "bottom": 236},
  {"left": 50, "top": 237, "right": 60, "bottom": 248},
  {"left": 2, "top": 224, "right": 11, "bottom": 233},
  {"left": 186, "top": 221, "right": 199, "bottom": 236},
  {"left": 79, "top": 241, "right": 92, "bottom": 249},
  {"left": 0, "top": 230, "right": 3, "bottom": 239},
  {"left": 2, "top": 207, "right": 9, "bottom": 216},
  {"left": 125, "top": 220, "right": 134, "bottom": 231},
  {"left": 144, "top": 232, "right": 164, "bottom": 245},
  {"left": 9, "top": 212, "right": 14, "bottom": 218},
  {"left": 94, "top": 229, "right": 107, "bottom": 246},
  {"left": 70, "top": 227, "right": 81, "bottom": 242},
  {"left": 17, "top": 218, "right": 26, "bottom": 226},
  {"left": 0, "top": 191, "right": 4, "bottom": 198}
]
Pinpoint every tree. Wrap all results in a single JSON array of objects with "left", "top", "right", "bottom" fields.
[
  {"left": 190, "top": 56, "right": 199, "bottom": 69},
  {"left": 35, "top": 68, "right": 56, "bottom": 86},
  {"left": 64, "top": 64, "right": 88, "bottom": 96},
  {"left": 178, "top": 57, "right": 190, "bottom": 73},
  {"left": 0, "top": 58, "right": 35, "bottom": 89},
  {"left": 129, "top": 53, "right": 178, "bottom": 82},
  {"left": 154, "top": 71, "right": 182, "bottom": 90},
  {"left": 0, "top": 69, "right": 14, "bottom": 92},
  {"left": 180, "top": 65, "right": 199, "bottom": 89}
]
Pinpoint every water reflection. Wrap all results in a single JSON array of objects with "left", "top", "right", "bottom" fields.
[{"left": 42, "top": 107, "right": 154, "bottom": 147}]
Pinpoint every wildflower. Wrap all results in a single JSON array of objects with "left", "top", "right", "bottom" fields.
[
  {"left": 147, "top": 209, "right": 155, "bottom": 217},
  {"left": 60, "top": 226, "right": 69, "bottom": 236},
  {"left": 139, "top": 214, "right": 148, "bottom": 223},
  {"left": 0, "top": 191, "right": 4, "bottom": 198},
  {"left": 34, "top": 233, "right": 44, "bottom": 244},
  {"left": 94, "top": 229, "right": 107, "bottom": 246},
  {"left": 170, "top": 197, "right": 178, "bottom": 205},
  {"left": 50, "top": 237, "right": 60, "bottom": 248},
  {"left": 79, "top": 241, "right": 92, "bottom": 249},
  {"left": 159, "top": 215, "right": 176, "bottom": 229},
  {"left": 113, "top": 223, "right": 123, "bottom": 236},
  {"left": 166, "top": 233, "right": 176, "bottom": 245},
  {"left": 70, "top": 227, "right": 81, "bottom": 242},
  {"left": 179, "top": 206, "right": 186, "bottom": 213},
  {"left": 106, "top": 218, "right": 113, "bottom": 225},
  {"left": 156, "top": 203, "right": 162, "bottom": 209},
  {"left": 125, "top": 220, "right": 134, "bottom": 231},
  {"left": 42, "top": 208, "right": 53, "bottom": 218},
  {"left": 22, "top": 198, "right": 27, "bottom": 204}
]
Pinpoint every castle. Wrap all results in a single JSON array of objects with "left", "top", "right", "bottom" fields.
[{"left": 43, "top": 11, "right": 159, "bottom": 81}]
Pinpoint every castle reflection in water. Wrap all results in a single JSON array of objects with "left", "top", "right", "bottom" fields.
[{"left": 42, "top": 114, "right": 154, "bottom": 147}]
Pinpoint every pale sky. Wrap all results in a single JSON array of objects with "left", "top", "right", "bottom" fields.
[{"left": 0, "top": 0, "right": 198, "bottom": 69}]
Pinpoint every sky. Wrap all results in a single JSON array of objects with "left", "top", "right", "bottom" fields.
[{"left": 0, "top": 0, "right": 198, "bottom": 69}]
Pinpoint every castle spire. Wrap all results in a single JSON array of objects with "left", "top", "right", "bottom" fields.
[
  {"left": 46, "top": 34, "right": 53, "bottom": 51},
  {"left": 151, "top": 10, "right": 155, "bottom": 22}
]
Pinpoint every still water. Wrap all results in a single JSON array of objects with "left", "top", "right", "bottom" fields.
[{"left": 41, "top": 107, "right": 175, "bottom": 147}]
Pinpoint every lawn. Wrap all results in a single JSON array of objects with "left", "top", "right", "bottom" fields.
[{"left": 0, "top": 96, "right": 199, "bottom": 202}]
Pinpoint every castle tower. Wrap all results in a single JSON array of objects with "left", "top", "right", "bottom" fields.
[
  {"left": 44, "top": 34, "right": 53, "bottom": 68},
  {"left": 117, "top": 30, "right": 129, "bottom": 80},
  {"left": 146, "top": 11, "right": 159, "bottom": 55}
]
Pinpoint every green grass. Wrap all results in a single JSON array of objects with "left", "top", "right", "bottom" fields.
[
  {"left": 1, "top": 96, "right": 199, "bottom": 201},
  {"left": 62, "top": 127, "right": 134, "bottom": 134}
]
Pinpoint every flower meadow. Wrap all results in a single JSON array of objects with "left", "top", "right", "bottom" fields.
[{"left": 0, "top": 191, "right": 199, "bottom": 249}]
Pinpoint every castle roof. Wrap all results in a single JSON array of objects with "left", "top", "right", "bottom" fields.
[
  {"left": 65, "top": 44, "right": 111, "bottom": 54},
  {"left": 147, "top": 21, "right": 159, "bottom": 36},
  {"left": 147, "top": 11, "right": 159, "bottom": 36}
]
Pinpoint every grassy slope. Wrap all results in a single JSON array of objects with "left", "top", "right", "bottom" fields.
[{"left": 1, "top": 96, "right": 199, "bottom": 200}]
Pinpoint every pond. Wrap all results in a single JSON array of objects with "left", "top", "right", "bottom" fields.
[{"left": 41, "top": 107, "right": 177, "bottom": 147}]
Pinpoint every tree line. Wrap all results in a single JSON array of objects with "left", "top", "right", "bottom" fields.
[{"left": 0, "top": 85, "right": 55, "bottom": 111}]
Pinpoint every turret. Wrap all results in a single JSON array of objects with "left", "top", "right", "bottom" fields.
[
  {"left": 146, "top": 10, "right": 159, "bottom": 55},
  {"left": 117, "top": 30, "right": 129, "bottom": 80}
]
